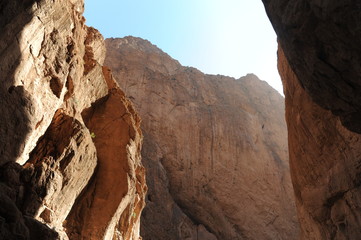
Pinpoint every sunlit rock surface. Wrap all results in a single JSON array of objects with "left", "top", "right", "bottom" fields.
[
  {"left": 105, "top": 36, "right": 299, "bottom": 240},
  {"left": 0, "top": 1, "right": 145, "bottom": 239}
]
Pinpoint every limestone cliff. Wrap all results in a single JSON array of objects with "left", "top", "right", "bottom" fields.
[
  {"left": 105, "top": 37, "right": 299, "bottom": 240},
  {"left": 0, "top": 1, "right": 145, "bottom": 239},
  {"left": 262, "top": 0, "right": 361, "bottom": 239}
]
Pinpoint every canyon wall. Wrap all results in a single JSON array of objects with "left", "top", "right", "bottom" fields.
[
  {"left": 0, "top": 0, "right": 145, "bottom": 239},
  {"left": 262, "top": 0, "right": 361, "bottom": 239},
  {"left": 278, "top": 46, "right": 361, "bottom": 240},
  {"left": 104, "top": 37, "right": 299, "bottom": 240}
]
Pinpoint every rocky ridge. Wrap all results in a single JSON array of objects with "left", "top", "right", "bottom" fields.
[
  {"left": 105, "top": 36, "right": 299, "bottom": 240},
  {"left": 0, "top": 0, "right": 145, "bottom": 239}
]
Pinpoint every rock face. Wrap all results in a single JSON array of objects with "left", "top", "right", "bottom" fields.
[
  {"left": 261, "top": 0, "right": 361, "bottom": 133},
  {"left": 105, "top": 37, "right": 299, "bottom": 240},
  {"left": 262, "top": 1, "right": 361, "bottom": 239},
  {"left": 0, "top": 1, "right": 145, "bottom": 239},
  {"left": 279, "top": 44, "right": 361, "bottom": 240}
]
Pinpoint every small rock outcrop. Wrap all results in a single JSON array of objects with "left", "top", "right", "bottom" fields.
[
  {"left": 0, "top": 0, "right": 145, "bottom": 239},
  {"left": 105, "top": 37, "right": 299, "bottom": 240}
]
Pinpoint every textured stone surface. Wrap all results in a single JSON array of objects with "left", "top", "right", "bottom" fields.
[
  {"left": 23, "top": 110, "right": 98, "bottom": 235},
  {"left": 262, "top": 0, "right": 361, "bottom": 133},
  {"left": 278, "top": 46, "right": 361, "bottom": 240},
  {"left": 105, "top": 37, "right": 299, "bottom": 240},
  {"left": 65, "top": 70, "right": 146, "bottom": 240},
  {"left": 0, "top": 162, "right": 59, "bottom": 240},
  {"left": 0, "top": 0, "right": 145, "bottom": 239}
]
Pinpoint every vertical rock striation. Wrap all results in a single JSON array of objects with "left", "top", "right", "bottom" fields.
[
  {"left": 105, "top": 37, "right": 299, "bottom": 240},
  {"left": 0, "top": 0, "right": 145, "bottom": 239}
]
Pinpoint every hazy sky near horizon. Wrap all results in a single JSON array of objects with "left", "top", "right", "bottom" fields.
[{"left": 84, "top": 0, "right": 283, "bottom": 94}]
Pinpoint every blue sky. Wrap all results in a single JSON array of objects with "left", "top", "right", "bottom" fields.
[{"left": 84, "top": 0, "right": 282, "bottom": 94}]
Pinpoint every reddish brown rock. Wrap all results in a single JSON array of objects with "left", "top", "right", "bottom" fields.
[
  {"left": 65, "top": 71, "right": 145, "bottom": 240},
  {"left": 105, "top": 37, "right": 299, "bottom": 240},
  {"left": 278, "top": 46, "right": 361, "bottom": 240},
  {"left": 0, "top": 0, "right": 145, "bottom": 239},
  {"left": 23, "top": 110, "right": 98, "bottom": 235}
]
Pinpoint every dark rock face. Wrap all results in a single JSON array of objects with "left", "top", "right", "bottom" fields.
[
  {"left": 278, "top": 46, "right": 361, "bottom": 240},
  {"left": 0, "top": 162, "right": 59, "bottom": 240},
  {"left": 262, "top": 0, "right": 361, "bottom": 133},
  {"left": 262, "top": 0, "right": 361, "bottom": 239},
  {"left": 105, "top": 37, "right": 299, "bottom": 240}
]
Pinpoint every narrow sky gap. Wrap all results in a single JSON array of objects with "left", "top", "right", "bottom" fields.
[{"left": 84, "top": 0, "right": 283, "bottom": 94}]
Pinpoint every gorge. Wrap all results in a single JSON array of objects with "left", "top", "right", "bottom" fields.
[{"left": 1, "top": 0, "right": 361, "bottom": 239}]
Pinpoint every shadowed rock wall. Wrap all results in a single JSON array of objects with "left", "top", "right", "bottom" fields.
[
  {"left": 261, "top": 1, "right": 361, "bottom": 239},
  {"left": 262, "top": 0, "right": 361, "bottom": 133},
  {"left": 279, "top": 45, "right": 361, "bottom": 240}
]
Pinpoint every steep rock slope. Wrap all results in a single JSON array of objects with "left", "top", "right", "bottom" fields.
[
  {"left": 105, "top": 37, "right": 299, "bottom": 240},
  {"left": 0, "top": 1, "right": 145, "bottom": 239},
  {"left": 279, "top": 46, "right": 361, "bottom": 239}
]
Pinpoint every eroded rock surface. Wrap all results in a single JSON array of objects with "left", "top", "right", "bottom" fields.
[
  {"left": 279, "top": 46, "right": 361, "bottom": 240},
  {"left": 105, "top": 37, "right": 299, "bottom": 240},
  {"left": 0, "top": 0, "right": 145, "bottom": 239}
]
